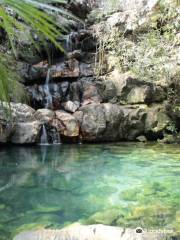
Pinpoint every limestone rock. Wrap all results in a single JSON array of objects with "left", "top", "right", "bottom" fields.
[
  {"left": 107, "top": 71, "right": 166, "bottom": 104},
  {"left": 102, "top": 103, "right": 124, "bottom": 141},
  {"left": 51, "top": 59, "right": 79, "bottom": 78},
  {"left": 79, "top": 104, "right": 106, "bottom": 141},
  {"left": 106, "top": 0, "right": 159, "bottom": 32},
  {"left": 34, "top": 109, "right": 55, "bottom": 123},
  {"left": 145, "top": 104, "right": 171, "bottom": 136},
  {"left": 14, "top": 224, "right": 170, "bottom": 240},
  {"left": 0, "top": 103, "right": 41, "bottom": 144},
  {"left": 81, "top": 78, "right": 102, "bottom": 105},
  {"left": 120, "top": 105, "right": 147, "bottom": 140},
  {"left": 62, "top": 101, "right": 80, "bottom": 113},
  {"left": 25, "top": 59, "right": 79, "bottom": 82},
  {"left": 0, "top": 102, "right": 36, "bottom": 122},
  {"left": 54, "top": 110, "right": 79, "bottom": 137},
  {"left": 78, "top": 103, "right": 148, "bottom": 142},
  {"left": 11, "top": 121, "right": 41, "bottom": 144}
]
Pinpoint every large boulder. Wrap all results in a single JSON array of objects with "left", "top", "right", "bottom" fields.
[
  {"left": 107, "top": 71, "right": 166, "bottom": 104},
  {"left": 53, "top": 110, "right": 79, "bottom": 137},
  {"left": 76, "top": 103, "right": 146, "bottom": 141},
  {"left": 78, "top": 104, "right": 106, "bottom": 141},
  {"left": 145, "top": 104, "right": 171, "bottom": 139},
  {"left": 34, "top": 109, "right": 55, "bottom": 123},
  {"left": 11, "top": 121, "right": 41, "bottom": 144},
  {"left": 81, "top": 78, "right": 103, "bottom": 105},
  {"left": 14, "top": 224, "right": 170, "bottom": 240},
  {"left": 120, "top": 105, "right": 147, "bottom": 140},
  {"left": 0, "top": 103, "right": 42, "bottom": 144}
]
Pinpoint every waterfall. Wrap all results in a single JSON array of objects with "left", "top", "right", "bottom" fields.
[
  {"left": 44, "top": 68, "right": 53, "bottom": 109},
  {"left": 66, "top": 32, "right": 79, "bottom": 52},
  {"left": 39, "top": 69, "right": 62, "bottom": 145},
  {"left": 40, "top": 124, "right": 49, "bottom": 145}
]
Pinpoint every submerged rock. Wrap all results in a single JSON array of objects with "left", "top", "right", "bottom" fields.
[{"left": 14, "top": 224, "right": 170, "bottom": 240}]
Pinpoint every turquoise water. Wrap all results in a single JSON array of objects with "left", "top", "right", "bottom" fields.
[{"left": 0, "top": 143, "right": 179, "bottom": 239}]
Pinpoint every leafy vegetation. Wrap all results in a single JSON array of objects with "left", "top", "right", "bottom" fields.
[
  {"left": 0, "top": 0, "right": 72, "bottom": 104},
  {"left": 94, "top": 0, "right": 180, "bottom": 84}
]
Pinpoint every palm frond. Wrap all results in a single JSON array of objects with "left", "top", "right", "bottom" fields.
[{"left": 0, "top": 0, "right": 77, "bottom": 107}]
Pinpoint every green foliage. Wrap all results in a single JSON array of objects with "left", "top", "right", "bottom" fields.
[
  {"left": 95, "top": 1, "right": 180, "bottom": 83},
  {"left": 0, "top": 53, "right": 25, "bottom": 104},
  {"left": 0, "top": 0, "right": 75, "bottom": 104}
]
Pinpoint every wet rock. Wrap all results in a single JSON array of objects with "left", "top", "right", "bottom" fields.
[
  {"left": 62, "top": 101, "right": 80, "bottom": 113},
  {"left": 24, "top": 59, "right": 80, "bottom": 82},
  {"left": 27, "top": 82, "right": 70, "bottom": 110},
  {"left": 14, "top": 223, "right": 170, "bottom": 240},
  {"left": 53, "top": 110, "right": 79, "bottom": 137}
]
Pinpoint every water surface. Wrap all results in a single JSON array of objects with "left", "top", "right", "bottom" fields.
[{"left": 0, "top": 143, "right": 179, "bottom": 239}]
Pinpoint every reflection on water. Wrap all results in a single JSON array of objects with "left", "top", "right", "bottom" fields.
[{"left": 0, "top": 143, "right": 179, "bottom": 239}]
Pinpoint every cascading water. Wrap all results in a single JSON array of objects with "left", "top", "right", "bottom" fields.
[
  {"left": 40, "top": 69, "right": 61, "bottom": 145},
  {"left": 44, "top": 68, "right": 53, "bottom": 109},
  {"left": 40, "top": 124, "right": 49, "bottom": 145},
  {"left": 66, "top": 32, "right": 79, "bottom": 52}
]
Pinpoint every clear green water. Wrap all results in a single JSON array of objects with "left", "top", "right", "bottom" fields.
[{"left": 0, "top": 143, "right": 179, "bottom": 239}]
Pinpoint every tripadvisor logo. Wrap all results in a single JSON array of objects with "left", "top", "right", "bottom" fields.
[{"left": 136, "top": 227, "right": 143, "bottom": 233}]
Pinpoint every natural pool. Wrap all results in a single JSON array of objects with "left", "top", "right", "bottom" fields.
[{"left": 0, "top": 143, "right": 179, "bottom": 239}]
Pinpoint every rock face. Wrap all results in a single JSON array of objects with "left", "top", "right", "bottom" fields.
[
  {"left": 0, "top": 100, "right": 173, "bottom": 144},
  {"left": 0, "top": 103, "right": 41, "bottom": 144},
  {"left": 0, "top": 0, "right": 179, "bottom": 145},
  {"left": 14, "top": 224, "right": 170, "bottom": 240},
  {"left": 54, "top": 110, "right": 79, "bottom": 137},
  {"left": 11, "top": 121, "right": 41, "bottom": 144},
  {"left": 107, "top": 71, "right": 167, "bottom": 105}
]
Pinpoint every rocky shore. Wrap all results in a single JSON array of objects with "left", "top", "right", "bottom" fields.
[
  {"left": 14, "top": 224, "right": 171, "bottom": 240},
  {"left": 0, "top": 0, "right": 179, "bottom": 145}
]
